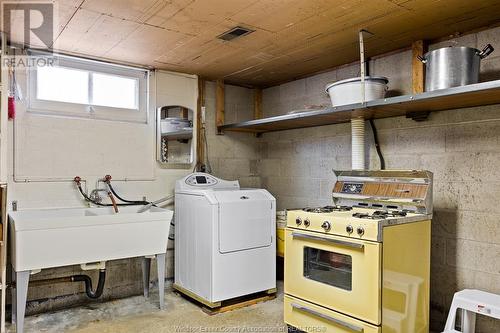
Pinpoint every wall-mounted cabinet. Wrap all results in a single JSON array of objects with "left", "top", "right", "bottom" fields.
[{"left": 156, "top": 105, "right": 194, "bottom": 168}]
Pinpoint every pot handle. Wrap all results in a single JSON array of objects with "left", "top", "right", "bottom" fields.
[
  {"left": 478, "top": 44, "right": 494, "bottom": 59},
  {"left": 417, "top": 55, "right": 427, "bottom": 64}
]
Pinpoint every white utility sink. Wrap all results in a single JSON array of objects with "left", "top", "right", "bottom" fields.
[
  {"left": 10, "top": 206, "right": 172, "bottom": 271},
  {"left": 8, "top": 206, "right": 173, "bottom": 333}
]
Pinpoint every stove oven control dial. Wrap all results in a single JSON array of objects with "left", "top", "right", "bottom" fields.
[
  {"left": 346, "top": 225, "right": 354, "bottom": 234},
  {"left": 295, "top": 217, "right": 302, "bottom": 226},
  {"left": 321, "top": 221, "right": 331, "bottom": 232},
  {"left": 357, "top": 227, "right": 365, "bottom": 236},
  {"left": 304, "top": 218, "right": 311, "bottom": 227}
]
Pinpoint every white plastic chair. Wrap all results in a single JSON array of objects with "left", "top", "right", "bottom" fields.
[{"left": 443, "top": 289, "right": 500, "bottom": 333}]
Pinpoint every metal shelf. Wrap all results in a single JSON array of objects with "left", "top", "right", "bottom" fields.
[
  {"left": 218, "top": 79, "right": 500, "bottom": 134},
  {"left": 161, "top": 128, "right": 193, "bottom": 140}
]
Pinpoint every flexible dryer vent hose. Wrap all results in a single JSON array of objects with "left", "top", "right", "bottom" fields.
[{"left": 351, "top": 118, "right": 365, "bottom": 170}]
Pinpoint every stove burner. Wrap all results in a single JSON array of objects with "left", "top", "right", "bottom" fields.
[
  {"left": 352, "top": 210, "right": 408, "bottom": 219},
  {"left": 302, "top": 205, "right": 353, "bottom": 213}
]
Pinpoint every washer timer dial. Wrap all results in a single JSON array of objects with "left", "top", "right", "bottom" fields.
[{"left": 185, "top": 175, "right": 218, "bottom": 186}]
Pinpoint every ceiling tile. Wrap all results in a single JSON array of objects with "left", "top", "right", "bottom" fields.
[
  {"left": 147, "top": 0, "right": 254, "bottom": 35},
  {"left": 39, "top": 0, "right": 500, "bottom": 86},
  {"left": 81, "top": 0, "right": 160, "bottom": 23},
  {"left": 104, "top": 24, "right": 190, "bottom": 64},
  {"left": 55, "top": 11, "right": 141, "bottom": 57}
]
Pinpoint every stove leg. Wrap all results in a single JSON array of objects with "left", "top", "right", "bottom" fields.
[
  {"left": 156, "top": 253, "right": 166, "bottom": 310},
  {"left": 15, "top": 271, "right": 29, "bottom": 333},
  {"left": 142, "top": 257, "right": 151, "bottom": 298}
]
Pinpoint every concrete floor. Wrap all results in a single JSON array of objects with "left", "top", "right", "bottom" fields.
[{"left": 7, "top": 282, "right": 286, "bottom": 333}]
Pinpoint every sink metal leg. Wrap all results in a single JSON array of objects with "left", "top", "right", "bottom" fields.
[
  {"left": 15, "top": 271, "right": 30, "bottom": 333},
  {"left": 10, "top": 268, "right": 16, "bottom": 325},
  {"left": 142, "top": 257, "right": 151, "bottom": 298},
  {"left": 156, "top": 253, "right": 166, "bottom": 310}
]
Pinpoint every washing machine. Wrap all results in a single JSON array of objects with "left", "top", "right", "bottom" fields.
[{"left": 174, "top": 173, "right": 276, "bottom": 305}]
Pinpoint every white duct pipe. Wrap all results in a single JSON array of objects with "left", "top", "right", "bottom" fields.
[{"left": 351, "top": 118, "right": 365, "bottom": 170}]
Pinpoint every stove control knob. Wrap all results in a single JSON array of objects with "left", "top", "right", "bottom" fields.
[
  {"left": 346, "top": 225, "right": 354, "bottom": 234},
  {"left": 357, "top": 227, "right": 365, "bottom": 236},
  {"left": 304, "top": 218, "right": 311, "bottom": 227},
  {"left": 295, "top": 217, "right": 302, "bottom": 226},
  {"left": 321, "top": 221, "right": 331, "bottom": 231}
]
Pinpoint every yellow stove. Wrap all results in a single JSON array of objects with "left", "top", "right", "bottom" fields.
[{"left": 284, "top": 170, "right": 433, "bottom": 333}]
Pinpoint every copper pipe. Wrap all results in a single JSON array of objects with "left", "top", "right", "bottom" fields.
[
  {"left": 107, "top": 191, "right": 119, "bottom": 213},
  {"left": 102, "top": 175, "right": 119, "bottom": 213}
]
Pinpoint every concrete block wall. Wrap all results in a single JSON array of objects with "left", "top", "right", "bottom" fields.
[{"left": 255, "top": 26, "right": 500, "bottom": 333}]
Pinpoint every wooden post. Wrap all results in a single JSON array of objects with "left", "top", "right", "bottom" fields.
[
  {"left": 181, "top": 106, "right": 189, "bottom": 119},
  {"left": 196, "top": 78, "right": 205, "bottom": 170},
  {"left": 412, "top": 40, "right": 426, "bottom": 94},
  {"left": 216, "top": 79, "right": 225, "bottom": 135},
  {"left": 254, "top": 88, "right": 263, "bottom": 120}
]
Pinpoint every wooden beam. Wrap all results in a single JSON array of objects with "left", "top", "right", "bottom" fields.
[
  {"left": 181, "top": 106, "right": 189, "bottom": 119},
  {"left": 254, "top": 88, "right": 263, "bottom": 120},
  {"left": 216, "top": 79, "right": 225, "bottom": 135},
  {"left": 412, "top": 40, "right": 427, "bottom": 94},
  {"left": 196, "top": 78, "right": 205, "bottom": 170}
]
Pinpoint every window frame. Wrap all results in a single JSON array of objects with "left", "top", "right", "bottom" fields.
[{"left": 27, "top": 54, "right": 149, "bottom": 123}]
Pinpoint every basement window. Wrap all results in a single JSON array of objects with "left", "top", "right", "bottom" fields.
[{"left": 28, "top": 54, "right": 148, "bottom": 123}]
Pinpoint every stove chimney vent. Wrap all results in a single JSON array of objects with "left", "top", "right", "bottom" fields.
[{"left": 351, "top": 118, "right": 365, "bottom": 170}]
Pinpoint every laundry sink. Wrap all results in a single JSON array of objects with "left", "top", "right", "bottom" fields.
[
  {"left": 9, "top": 206, "right": 173, "bottom": 332},
  {"left": 9, "top": 206, "right": 173, "bottom": 272}
]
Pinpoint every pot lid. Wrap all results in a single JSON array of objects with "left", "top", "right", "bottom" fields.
[
  {"left": 422, "top": 46, "right": 483, "bottom": 59},
  {"left": 325, "top": 76, "right": 388, "bottom": 92}
]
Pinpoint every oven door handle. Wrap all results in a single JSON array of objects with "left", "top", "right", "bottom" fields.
[
  {"left": 291, "top": 303, "right": 364, "bottom": 332},
  {"left": 291, "top": 232, "right": 364, "bottom": 250}
]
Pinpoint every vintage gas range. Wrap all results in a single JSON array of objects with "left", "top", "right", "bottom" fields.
[{"left": 284, "top": 170, "right": 433, "bottom": 333}]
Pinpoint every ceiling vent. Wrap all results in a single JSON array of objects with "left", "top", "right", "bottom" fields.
[{"left": 217, "top": 26, "right": 254, "bottom": 41}]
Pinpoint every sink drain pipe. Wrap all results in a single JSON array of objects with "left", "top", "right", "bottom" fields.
[
  {"left": 72, "top": 270, "right": 106, "bottom": 299},
  {"left": 351, "top": 118, "right": 365, "bottom": 170},
  {"left": 13, "top": 270, "right": 106, "bottom": 299}
]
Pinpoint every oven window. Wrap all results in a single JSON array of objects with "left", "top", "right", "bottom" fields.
[{"left": 303, "top": 247, "right": 352, "bottom": 291}]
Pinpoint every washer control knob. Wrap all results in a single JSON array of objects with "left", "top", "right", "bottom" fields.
[
  {"left": 304, "top": 218, "right": 311, "bottom": 227},
  {"left": 321, "top": 221, "right": 331, "bottom": 231},
  {"left": 295, "top": 217, "right": 302, "bottom": 226},
  {"left": 357, "top": 227, "right": 365, "bottom": 236},
  {"left": 346, "top": 225, "right": 354, "bottom": 234}
]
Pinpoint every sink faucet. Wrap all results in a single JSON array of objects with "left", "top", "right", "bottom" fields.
[{"left": 89, "top": 189, "right": 108, "bottom": 204}]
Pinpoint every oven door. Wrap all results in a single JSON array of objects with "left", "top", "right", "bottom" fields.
[{"left": 285, "top": 228, "right": 382, "bottom": 325}]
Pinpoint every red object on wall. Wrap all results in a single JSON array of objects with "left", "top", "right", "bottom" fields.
[{"left": 8, "top": 96, "right": 15, "bottom": 120}]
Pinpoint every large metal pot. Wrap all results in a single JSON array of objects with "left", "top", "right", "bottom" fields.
[
  {"left": 325, "top": 76, "right": 388, "bottom": 106},
  {"left": 418, "top": 44, "right": 494, "bottom": 91}
]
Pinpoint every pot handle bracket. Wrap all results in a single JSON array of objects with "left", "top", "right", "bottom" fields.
[
  {"left": 478, "top": 44, "right": 494, "bottom": 59},
  {"left": 417, "top": 55, "right": 427, "bottom": 63}
]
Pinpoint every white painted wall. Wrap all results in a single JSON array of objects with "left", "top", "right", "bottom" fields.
[
  {"left": 6, "top": 67, "right": 199, "bottom": 313},
  {"left": 7, "top": 69, "right": 198, "bottom": 210}
]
